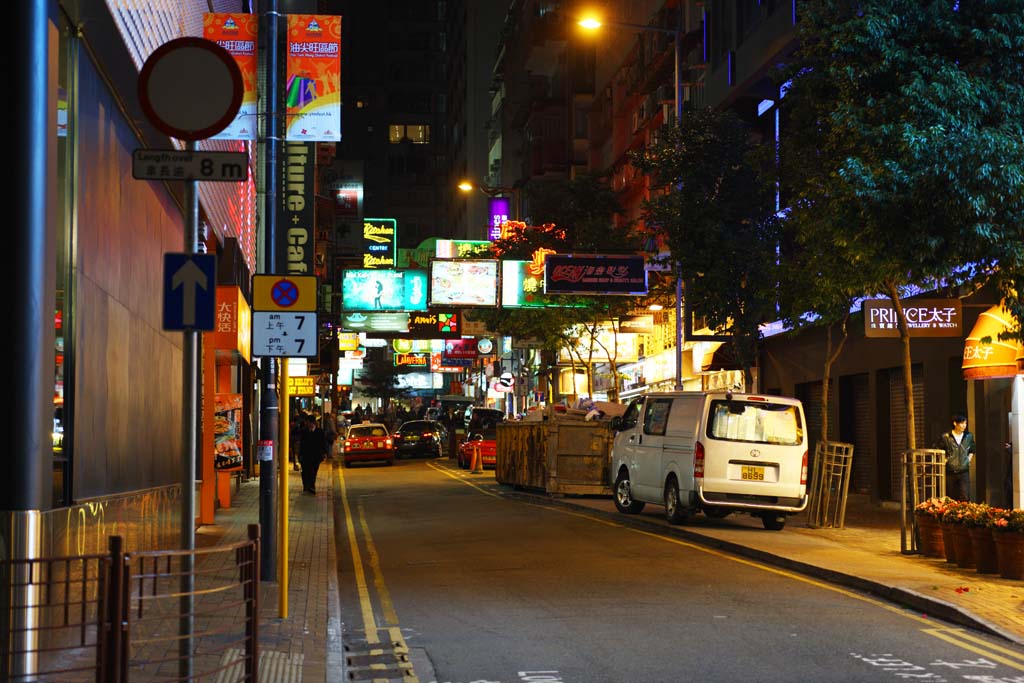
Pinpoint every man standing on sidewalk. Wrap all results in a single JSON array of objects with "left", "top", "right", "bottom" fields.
[
  {"left": 935, "top": 413, "right": 976, "bottom": 501},
  {"left": 299, "top": 414, "right": 329, "bottom": 494}
]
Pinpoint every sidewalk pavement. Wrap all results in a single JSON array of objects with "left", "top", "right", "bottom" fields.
[{"left": 195, "top": 459, "right": 345, "bottom": 683}]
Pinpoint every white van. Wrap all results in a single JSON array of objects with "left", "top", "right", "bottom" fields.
[{"left": 609, "top": 391, "right": 808, "bottom": 530}]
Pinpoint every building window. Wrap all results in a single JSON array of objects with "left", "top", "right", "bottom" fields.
[{"left": 389, "top": 124, "right": 431, "bottom": 144}]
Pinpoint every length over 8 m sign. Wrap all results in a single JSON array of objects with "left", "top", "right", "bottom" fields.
[{"left": 863, "top": 299, "right": 962, "bottom": 338}]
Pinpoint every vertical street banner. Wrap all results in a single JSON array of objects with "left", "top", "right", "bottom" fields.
[
  {"left": 204, "top": 13, "right": 258, "bottom": 140},
  {"left": 278, "top": 142, "right": 315, "bottom": 275},
  {"left": 286, "top": 15, "right": 342, "bottom": 141}
]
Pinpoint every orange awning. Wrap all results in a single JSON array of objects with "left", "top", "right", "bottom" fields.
[{"left": 962, "top": 301, "right": 1023, "bottom": 380}]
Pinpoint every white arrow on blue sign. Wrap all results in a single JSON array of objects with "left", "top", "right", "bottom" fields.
[{"left": 163, "top": 253, "right": 216, "bottom": 331}]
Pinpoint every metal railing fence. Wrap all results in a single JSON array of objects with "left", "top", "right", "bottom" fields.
[{"left": 2, "top": 524, "right": 260, "bottom": 682}]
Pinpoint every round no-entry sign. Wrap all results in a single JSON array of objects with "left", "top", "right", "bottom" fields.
[{"left": 138, "top": 37, "right": 243, "bottom": 141}]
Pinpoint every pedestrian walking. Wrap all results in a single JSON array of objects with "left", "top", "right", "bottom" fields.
[
  {"left": 299, "top": 414, "right": 328, "bottom": 494},
  {"left": 324, "top": 411, "right": 338, "bottom": 459},
  {"left": 934, "top": 413, "right": 976, "bottom": 501}
]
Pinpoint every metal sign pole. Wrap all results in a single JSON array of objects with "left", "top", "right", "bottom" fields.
[{"left": 180, "top": 139, "right": 198, "bottom": 682}]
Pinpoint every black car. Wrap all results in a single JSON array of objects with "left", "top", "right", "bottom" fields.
[{"left": 392, "top": 420, "right": 448, "bottom": 458}]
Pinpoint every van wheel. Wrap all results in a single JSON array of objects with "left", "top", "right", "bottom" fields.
[
  {"left": 613, "top": 471, "right": 645, "bottom": 514},
  {"left": 664, "top": 478, "right": 689, "bottom": 525},
  {"left": 761, "top": 514, "right": 786, "bottom": 531}
]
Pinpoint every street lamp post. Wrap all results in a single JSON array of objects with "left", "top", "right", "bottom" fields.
[
  {"left": 458, "top": 180, "right": 522, "bottom": 225},
  {"left": 579, "top": 11, "right": 685, "bottom": 389}
]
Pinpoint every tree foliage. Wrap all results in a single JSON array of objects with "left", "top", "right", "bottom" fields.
[
  {"left": 775, "top": 0, "right": 1024, "bottom": 447},
  {"left": 631, "top": 107, "right": 782, "bottom": 384}
]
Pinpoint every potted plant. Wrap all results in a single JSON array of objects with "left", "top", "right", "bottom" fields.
[
  {"left": 959, "top": 502, "right": 999, "bottom": 573},
  {"left": 913, "top": 497, "right": 950, "bottom": 558},
  {"left": 990, "top": 507, "right": 1024, "bottom": 580},
  {"left": 939, "top": 500, "right": 976, "bottom": 568}
]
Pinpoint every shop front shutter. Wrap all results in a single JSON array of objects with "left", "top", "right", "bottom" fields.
[{"left": 888, "top": 364, "right": 925, "bottom": 499}]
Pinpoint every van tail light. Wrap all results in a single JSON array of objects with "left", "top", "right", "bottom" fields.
[
  {"left": 801, "top": 450, "right": 808, "bottom": 486},
  {"left": 694, "top": 441, "right": 705, "bottom": 480}
]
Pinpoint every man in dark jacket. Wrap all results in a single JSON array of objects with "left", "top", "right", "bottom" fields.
[
  {"left": 299, "top": 415, "right": 328, "bottom": 494},
  {"left": 935, "top": 413, "right": 976, "bottom": 501}
]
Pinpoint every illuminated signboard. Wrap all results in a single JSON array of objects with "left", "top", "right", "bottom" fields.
[
  {"left": 501, "top": 260, "right": 549, "bottom": 308},
  {"left": 488, "top": 197, "right": 510, "bottom": 241},
  {"left": 393, "top": 352, "right": 429, "bottom": 367},
  {"left": 408, "top": 310, "right": 460, "bottom": 338},
  {"left": 544, "top": 254, "right": 648, "bottom": 295},
  {"left": 429, "top": 259, "right": 499, "bottom": 307},
  {"left": 341, "top": 269, "right": 427, "bottom": 311},
  {"left": 341, "top": 312, "right": 410, "bottom": 333},
  {"left": 362, "top": 217, "right": 397, "bottom": 268},
  {"left": 435, "top": 239, "right": 493, "bottom": 259}
]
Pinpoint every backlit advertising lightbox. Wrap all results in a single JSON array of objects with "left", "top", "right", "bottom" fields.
[
  {"left": 341, "top": 312, "right": 409, "bottom": 333},
  {"left": 501, "top": 260, "right": 549, "bottom": 308},
  {"left": 429, "top": 259, "right": 499, "bottom": 307},
  {"left": 342, "top": 269, "right": 427, "bottom": 311},
  {"left": 544, "top": 254, "right": 648, "bottom": 295}
]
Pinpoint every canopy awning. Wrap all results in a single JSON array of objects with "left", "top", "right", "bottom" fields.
[{"left": 962, "top": 301, "right": 1023, "bottom": 380}]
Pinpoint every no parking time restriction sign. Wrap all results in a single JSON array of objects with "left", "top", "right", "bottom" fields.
[{"left": 251, "top": 275, "right": 319, "bottom": 357}]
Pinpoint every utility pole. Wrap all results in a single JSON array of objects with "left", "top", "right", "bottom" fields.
[{"left": 258, "top": 0, "right": 281, "bottom": 581}]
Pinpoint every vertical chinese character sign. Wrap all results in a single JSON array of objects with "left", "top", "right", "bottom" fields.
[
  {"left": 286, "top": 15, "right": 342, "bottom": 142},
  {"left": 204, "top": 13, "right": 259, "bottom": 140}
]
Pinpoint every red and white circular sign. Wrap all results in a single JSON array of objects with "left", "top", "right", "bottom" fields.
[{"left": 138, "top": 37, "right": 243, "bottom": 141}]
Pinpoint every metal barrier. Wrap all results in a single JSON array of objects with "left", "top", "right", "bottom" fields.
[
  {"left": 2, "top": 524, "right": 260, "bottom": 682},
  {"left": 900, "top": 449, "right": 946, "bottom": 555},
  {"left": 806, "top": 441, "right": 856, "bottom": 529}
]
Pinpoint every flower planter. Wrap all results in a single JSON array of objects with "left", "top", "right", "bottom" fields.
[
  {"left": 969, "top": 527, "right": 999, "bottom": 574},
  {"left": 915, "top": 515, "right": 945, "bottom": 558},
  {"left": 940, "top": 523, "right": 959, "bottom": 564},
  {"left": 949, "top": 524, "right": 975, "bottom": 569},
  {"left": 993, "top": 531, "right": 1024, "bottom": 580}
]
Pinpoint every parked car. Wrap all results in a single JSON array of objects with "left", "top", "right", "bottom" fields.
[
  {"left": 341, "top": 423, "right": 395, "bottom": 467},
  {"left": 609, "top": 391, "right": 809, "bottom": 530},
  {"left": 393, "top": 420, "right": 447, "bottom": 458},
  {"left": 458, "top": 422, "right": 498, "bottom": 469}
]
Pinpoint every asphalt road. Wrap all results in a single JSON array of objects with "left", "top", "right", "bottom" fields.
[{"left": 332, "top": 458, "right": 1024, "bottom": 683}]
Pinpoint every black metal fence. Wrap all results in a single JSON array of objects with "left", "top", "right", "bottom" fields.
[{"left": 2, "top": 524, "right": 260, "bottom": 682}]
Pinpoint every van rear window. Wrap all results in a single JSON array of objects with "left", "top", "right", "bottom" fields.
[{"left": 707, "top": 400, "right": 803, "bottom": 445}]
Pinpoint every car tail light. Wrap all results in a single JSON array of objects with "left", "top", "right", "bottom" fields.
[
  {"left": 343, "top": 440, "right": 352, "bottom": 451},
  {"left": 801, "top": 450, "right": 808, "bottom": 486},
  {"left": 393, "top": 433, "right": 403, "bottom": 441},
  {"left": 385, "top": 438, "right": 393, "bottom": 448},
  {"left": 422, "top": 432, "right": 433, "bottom": 438},
  {"left": 694, "top": 441, "right": 705, "bottom": 480}
]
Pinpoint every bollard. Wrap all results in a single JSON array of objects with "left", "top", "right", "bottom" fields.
[{"left": 470, "top": 442, "right": 483, "bottom": 473}]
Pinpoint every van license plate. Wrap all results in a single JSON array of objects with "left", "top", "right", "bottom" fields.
[{"left": 741, "top": 466, "right": 765, "bottom": 481}]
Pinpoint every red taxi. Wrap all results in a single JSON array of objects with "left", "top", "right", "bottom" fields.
[{"left": 342, "top": 423, "right": 395, "bottom": 467}]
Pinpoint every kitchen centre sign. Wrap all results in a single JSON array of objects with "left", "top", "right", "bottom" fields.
[{"left": 863, "top": 299, "right": 962, "bottom": 338}]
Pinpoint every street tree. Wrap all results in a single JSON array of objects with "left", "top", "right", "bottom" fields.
[
  {"left": 775, "top": 0, "right": 1024, "bottom": 448},
  {"left": 355, "top": 356, "right": 411, "bottom": 412},
  {"left": 474, "top": 176, "right": 648, "bottom": 401},
  {"left": 631, "top": 107, "right": 782, "bottom": 389}
]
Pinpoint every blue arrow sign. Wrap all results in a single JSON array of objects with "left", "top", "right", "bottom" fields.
[{"left": 163, "top": 253, "right": 216, "bottom": 331}]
